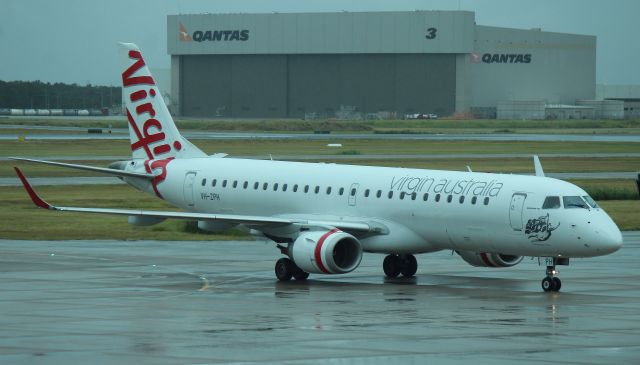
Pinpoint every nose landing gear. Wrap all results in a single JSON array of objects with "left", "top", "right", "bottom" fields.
[
  {"left": 540, "top": 257, "right": 569, "bottom": 292},
  {"left": 541, "top": 268, "right": 561, "bottom": 292}
]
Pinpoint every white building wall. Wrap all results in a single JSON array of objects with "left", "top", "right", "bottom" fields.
[{"left": 470, "top": 26, "right": 596, "bottom": 109}]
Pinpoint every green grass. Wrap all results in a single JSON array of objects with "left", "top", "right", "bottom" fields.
[
  {"left": 2, "top": 139, "right": 640, "bottom": 158},
  {"left": 4, "top": 157, "right": 640, "bottom": 178},
  {"left": 0, "top": 184, "right": 246, "bottom": 240},
  {"left": 317, "top": 157, "right": 640, "bottom": 173},
  {"left": 3, "top": 117, "right": 640, "bottom": 134},
  {"left": 599, "top": 201, "right": 640, "bottom": 230}
]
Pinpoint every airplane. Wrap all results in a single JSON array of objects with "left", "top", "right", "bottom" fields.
[{"left": 13, "top": 43, "right": 623, "bottom": 292}]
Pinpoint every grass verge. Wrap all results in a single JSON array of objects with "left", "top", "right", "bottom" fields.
[{"left": 2, "top": 139, "right": 639, "bottom": 158}]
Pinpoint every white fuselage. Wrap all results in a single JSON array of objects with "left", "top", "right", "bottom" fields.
[{"left": 126, "top": 157, "right": 622, "bottom": 259}]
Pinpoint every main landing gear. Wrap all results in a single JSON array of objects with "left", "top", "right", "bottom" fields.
[
  {"left": 275, "top": 257, "right": 309, "bottom": 281},
  {"left": 383, "top": 254, "right": 418, "bottom": 278},
  {"left": 541, "top": 257, "right": 569, "bottom": 292}
]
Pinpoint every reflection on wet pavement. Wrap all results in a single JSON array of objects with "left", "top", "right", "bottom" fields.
[{"left": 1, "top": 234, "right": 639, "bottom": 364}]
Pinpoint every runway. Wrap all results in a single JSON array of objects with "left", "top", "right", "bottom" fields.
[{"left": 1, "top": 234, "right": 639, "bottom": 364}]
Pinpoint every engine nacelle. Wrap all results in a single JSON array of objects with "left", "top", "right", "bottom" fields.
[
  {"left": 456, "top": 250, "right": 523, "bottom": 268},
  {"left": 128, "top": 215, "right": 165, "bottom": 226},
  {"left": 197, "top": 220, "right": 236, "bottom": 233},
  {"left": 291, "top": 229, "right": 363, "bottom": 274}
]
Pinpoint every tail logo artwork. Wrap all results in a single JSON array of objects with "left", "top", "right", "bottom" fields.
[{"left": 123, "top": 50, "right": 180, "bottom": 198}]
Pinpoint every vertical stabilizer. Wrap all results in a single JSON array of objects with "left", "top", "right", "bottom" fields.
[{"left": 119, "top": 42, "right": 205, "bottom": 160}]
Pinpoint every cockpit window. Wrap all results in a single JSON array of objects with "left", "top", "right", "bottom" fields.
[
  {"left": 563, "top": 196, "right": 589, "bottom": 209},
  {"left": 582, "top": 195, "right": 598, "bottom": 208},
  {"left": 542, "top": 196, "right": 561, "bottom": 209}
]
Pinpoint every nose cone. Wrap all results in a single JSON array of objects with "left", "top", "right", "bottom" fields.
[{"left": 595, "top": 221, "right": 623, "bottom": 255}]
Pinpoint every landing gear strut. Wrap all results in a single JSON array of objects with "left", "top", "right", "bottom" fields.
[
  {"left": 541, "top": 257, "right": 568, "bottom": 292},
  {"left": 383, "top": 254, "right": 418, "bottom": 278},
  {"left": 275, "top": 257, "right": 309, "bottom": 281}
]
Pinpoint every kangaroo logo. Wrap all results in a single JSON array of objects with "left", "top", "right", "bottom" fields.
[{"left": 179, "top": 23, "right": 192, "bottom": 42}]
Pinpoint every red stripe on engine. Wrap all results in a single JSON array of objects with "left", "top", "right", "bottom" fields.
[
  {"left": 479, "top": 252, "right": 495, "bottom": 267},
  {"left": 314, "top": 228, "right": 340, "bottom": 274}
]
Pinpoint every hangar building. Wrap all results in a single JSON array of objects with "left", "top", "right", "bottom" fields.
[{"left": 167, "top": 11, "right": 596, "bottom": 119}]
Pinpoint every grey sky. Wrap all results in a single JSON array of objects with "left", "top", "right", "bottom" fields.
[{"left": 1, "top": 0, "right": 637, "bottom": 86}]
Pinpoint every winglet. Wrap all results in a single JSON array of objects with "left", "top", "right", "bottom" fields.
[
  {"left": 13, "top": 167, "right": 53, "bottom": 209},
  {"left": 533, "top": 155, "right": 545, "bottom": 177}
]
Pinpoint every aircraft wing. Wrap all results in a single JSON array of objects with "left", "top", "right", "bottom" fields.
[
  {"left": 10, "top": 158, "right": 153, "bottom": 179},
  {"left": 14, "top": 167, "right": 382, "bottom": 234}
]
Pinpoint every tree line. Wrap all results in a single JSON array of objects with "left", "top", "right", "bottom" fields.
[{"left": 0, "top": 80, "right": 121, "bottom": 110}]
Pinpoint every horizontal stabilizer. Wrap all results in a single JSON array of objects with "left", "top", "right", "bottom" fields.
[{"left": 11, "top": 158, "right": 153, "bottom": 179}]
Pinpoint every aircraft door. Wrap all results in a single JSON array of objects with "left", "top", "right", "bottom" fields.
[
  {"left": 183, "top": 171, "right": 197, "bottom": 206},
  {"left": 348, "top": 183, "right": 359, "bottom": 206},
  {"left": 509, "top": 193, "right": 527, "bottom": 231}
]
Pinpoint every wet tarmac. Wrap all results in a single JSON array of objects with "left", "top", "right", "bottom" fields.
[{"left": 1, "top": 234, "right": 639, "bottom": 364}]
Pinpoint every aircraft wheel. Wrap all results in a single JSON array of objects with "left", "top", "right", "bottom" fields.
[
  {"left": 541, "top": 277, "right": 555, "bottom": 292},
  {"left": 400, "top": 254, "right": 418, "bottom": 277},
  {"left": 383, "top": 254, "right": 402, "bottom": 278},
  {"left": 275, "top": 258, "right": 294, "bottom": 281},
  {"left": 293, "top": 268, "right": 310, "bottom": 280},
  {"left": 552, "top": 277, "right": 562, "bottom": 292}
]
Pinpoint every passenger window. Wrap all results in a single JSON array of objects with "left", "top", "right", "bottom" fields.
[
  {"left": 484, "top": 197, "right": 490, "bottom": 205},
  {"left": 243, "top": 181, "right": 248, "bottom": 189},
  {"left": 435, "top": 194, "right": 440, "bottom": 202},
  {"left": 263, "top": 182, "right": 268, "bottom": 190},
  {"left": 222, "top": 180, "right": 227, "bottom": 188},
  {"left": 364, "top": 189, "right": 370, "bottom": 197},
  {"left": 377, "top": 190, "right": 382, "bottom": 198},
  {"left": 254, "top": 182, "right": 259, "bottom": 190},
  {"left": 411, "top": 192, "right": 416, "bottom": 200},
  {"left": 233, "top": 180, "right": 238, "bottom": 188},
  {"left": 351, "top": 188, "right": 357, "bottom": 196},
  {"left": 326, "top": 187, "right": 331, "bottom": 194},
  {"left": 212, "top": 179, "right": 217, "bottom": 187},
  {"left": 471, "top": 196, "right": 477, "bottom": 205},
  {"left": 293, "top": 184, "right": 298, "bottom": 192},
  {"left": 563, "top": 196, "right": 589, "bottom": 209},
  {"left": 423, "top": 193, "right": 429, "bottom": 201},
  {"left": 542, "top": 196, "right": 561, "bottom": 209},
  {"left": 339, "top": 187, "right": 344, "bottom": 195},
  {"left": 273, "top": 183, "right": 279, "bottom": 191},
  {"left": 201, "top": 178, "right": 206, "bottom": 186},
  {"left": 304, "top": 185, "right": 309, "bottom": 193},
  {"left": 315, "top": 186, "right": 320, "bottom": 194},
  {"left": 459, "top": 196, "right": 465, "bottom": 204},
  {"left": 388, "top": 191, "right": 393, "bottom": 199},
  {"left": 400, "top": 192, "right": 405, "bottom": 200},
  {"left": 447, "top": 195, "right": 452, "bottom": 203},
  {"left": 283, "top": 184, "right": 288, "bottom": 192}
]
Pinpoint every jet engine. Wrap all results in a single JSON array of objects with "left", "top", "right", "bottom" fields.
[
  {"left": 128, "top": 215, "right": 165, "bottom": 226},
  {"left": 456, "top": 250, "right": 523, "bottom": 268},
  {"left": 291, "top": 229, "right": 363, "bottom": 274}
]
